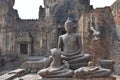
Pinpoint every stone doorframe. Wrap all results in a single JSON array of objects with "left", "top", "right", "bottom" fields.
[
  {"left": 16, "top": 32, "right": 32, "bottom": 56},
  {"left": 17, "top": 42, "right": 32, "bottom": 56}
]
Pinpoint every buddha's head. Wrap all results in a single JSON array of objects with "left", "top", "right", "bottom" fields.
[{"left": 64, "top": 17, "right": 74, "bottom": 33}]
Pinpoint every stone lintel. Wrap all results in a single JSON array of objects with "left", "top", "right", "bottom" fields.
[{"left": 40, "top": 77, "right": 116, "bottom": 80}]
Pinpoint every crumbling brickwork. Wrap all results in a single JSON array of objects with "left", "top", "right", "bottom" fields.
[
  {"left": 78, "top": 7, "right": 114, "bottom": 61},
  {"left": 111, "top": 0, "right": 120, "bottom": 75}
]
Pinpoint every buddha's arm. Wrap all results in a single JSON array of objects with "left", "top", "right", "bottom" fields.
[
  {"left": 58, "top": 36, "right": 64, "bottom": 51},
  {"left": 76, "top": 35, "right": 82, "bottom": 53}
]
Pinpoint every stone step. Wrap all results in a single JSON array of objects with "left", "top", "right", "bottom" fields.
[{"left": 0, "top": 69, "right": 26, "bottom": 80}]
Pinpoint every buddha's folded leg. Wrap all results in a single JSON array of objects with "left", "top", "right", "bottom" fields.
[
  {"left": 69, "top": 54, "right": 91, "bottom": 59},
  {"left": 89, "top": 69, "right": 112, "bottom": 77},
  {"left": 38, "top": 69, "right": 49, "bottom": 77},
  {"left": 68, "top": 54, "right": 91, "bottom": 64},
  {"left": 49, "top": 69, "right": 74, "bottom": 77},
  {"left": 49, "top": 69, "right": 66, "bottom": 74},
  {"left": 74, "top": 68, "right": 86, "bottom": 76}
]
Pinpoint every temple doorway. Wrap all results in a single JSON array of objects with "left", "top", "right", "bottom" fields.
[{"left": 20, "top": 43, "right": 28, "bottom": 54}]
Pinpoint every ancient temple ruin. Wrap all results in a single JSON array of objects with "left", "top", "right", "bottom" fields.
[
  {"left": 0, "top": 0, "right": 120, "bottom": 79},
  {"left": 0, "top": 0, "right": 91, "bottom": 57}
]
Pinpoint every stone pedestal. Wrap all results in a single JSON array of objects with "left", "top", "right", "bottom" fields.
[{"left": 40, "top": 77, "right": 116, "bottom": 80}]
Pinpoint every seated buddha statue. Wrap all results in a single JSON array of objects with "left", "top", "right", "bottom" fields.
[
  {"left": 58, "top": 17, "right": 91, "bottom": 70},
  {"left": 38, "top": 48, "right": 73, "bottom": 78},
  {"left": 74, "top": 61, "right": 112, "bottom": 78}
]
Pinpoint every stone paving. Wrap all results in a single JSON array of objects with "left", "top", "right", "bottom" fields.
[
  {"left": 0, "top": 69, "right": 26, "bottom": 80},
  {"left": 0, "top": 58, "right": 22, "bottom": 75},
  {"left": 14, "top": 74, "right": 118, "bottom": 80},
  {"left": 14, "top": 74, "right": 41, "bottom": 80},
  {"left": 0, "top": 72, "right": 120, "bottom": 80}
]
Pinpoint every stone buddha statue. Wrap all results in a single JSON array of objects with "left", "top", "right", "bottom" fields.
[
  {"left": 38, "top": 48, "right": 73, "bottom": 78},
  {"left": 58, "top": 17, "right": 91, "bottom": 70},
  {"left": 74, "top": 61, "right": 112, "bottom": 78}
]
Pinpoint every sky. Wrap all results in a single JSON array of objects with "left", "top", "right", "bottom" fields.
[{"left": 13, "top": 0, "right": 116, "bottom": 19}]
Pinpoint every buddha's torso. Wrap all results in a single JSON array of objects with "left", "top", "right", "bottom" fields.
[{"left": 61, "top": 34, "right": 80, "bottom": 53}]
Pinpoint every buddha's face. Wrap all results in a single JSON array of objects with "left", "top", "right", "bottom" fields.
[{"left": 64, "top": 22, "right": 73, "bottom": 33}]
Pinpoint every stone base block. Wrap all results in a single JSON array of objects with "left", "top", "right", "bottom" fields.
[
  {"left": 21, "top": 61, "right": 44, "bottom": 71},
  {"left": 40, "top": 77, "right": 116, "bottom": 80},
  {"left": 21, "top": 57, "right": 47, "bottom": 72}
]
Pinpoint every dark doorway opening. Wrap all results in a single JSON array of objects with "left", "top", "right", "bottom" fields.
[
  {"left": 57, "top": 28, "right": 66, "bottom": 44},
  {"left": 58, "top": 28, "right": 66, "bottom": 36},
  {"left": 20, "top": 44, "right": 28, "bottom": 54}
]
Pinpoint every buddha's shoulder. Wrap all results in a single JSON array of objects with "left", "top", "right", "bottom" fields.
[{"left": 59, "top": 34, "right": 67, "bottom": 38}]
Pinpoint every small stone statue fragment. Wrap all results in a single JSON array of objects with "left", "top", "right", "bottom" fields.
[
  {"left": 74, "top": 61, "right": 112, "bottom": 78},
  {"left": 38, "top": 48, "right": 73, "bottom": 78}
]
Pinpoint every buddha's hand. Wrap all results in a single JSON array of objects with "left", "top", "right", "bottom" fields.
[{"left": 61, "top": 54, "right": 69, "bottom": 60}]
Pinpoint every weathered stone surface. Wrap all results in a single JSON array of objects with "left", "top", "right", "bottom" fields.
[
  {"left": 78, "top": 7, "right": 113, "bottom": 61},
  {"left": 14, "top": 74, "right": 41, "bottom": 80},
  {"left": 91, "top": 39, "right": 110, "bottom": 62},
  {"left": 21, "top": 61, "right": 44, "bottom": 72},
  {"left": 0, "top": 73, "right": 16, "bottom": 80},
  {"left": 111, "top": 0, "right": 120, "bottom": 41},
  {"left": 111, "top": 0, "right": 120, "bottom": 75},
  {"left": 21, "top": 57, "right": 47, "bottom": 72},
  {"left": 0, "top": 0, "right": 119, "bottom": 77},
  {"left": 38, "top": 48, "right": 74, "bottom": 78},
  {"left": 40, "top": 77, "right": 116, "bottom": 80},
  {"left": 0, "top": 69, "right": 26, "bottom": 80},
  {"left": 111, "top": 42, "right": 120, "bottom": 75},
  {"left": 0, "top": 0, "right": 92, "bottom": 57}
]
